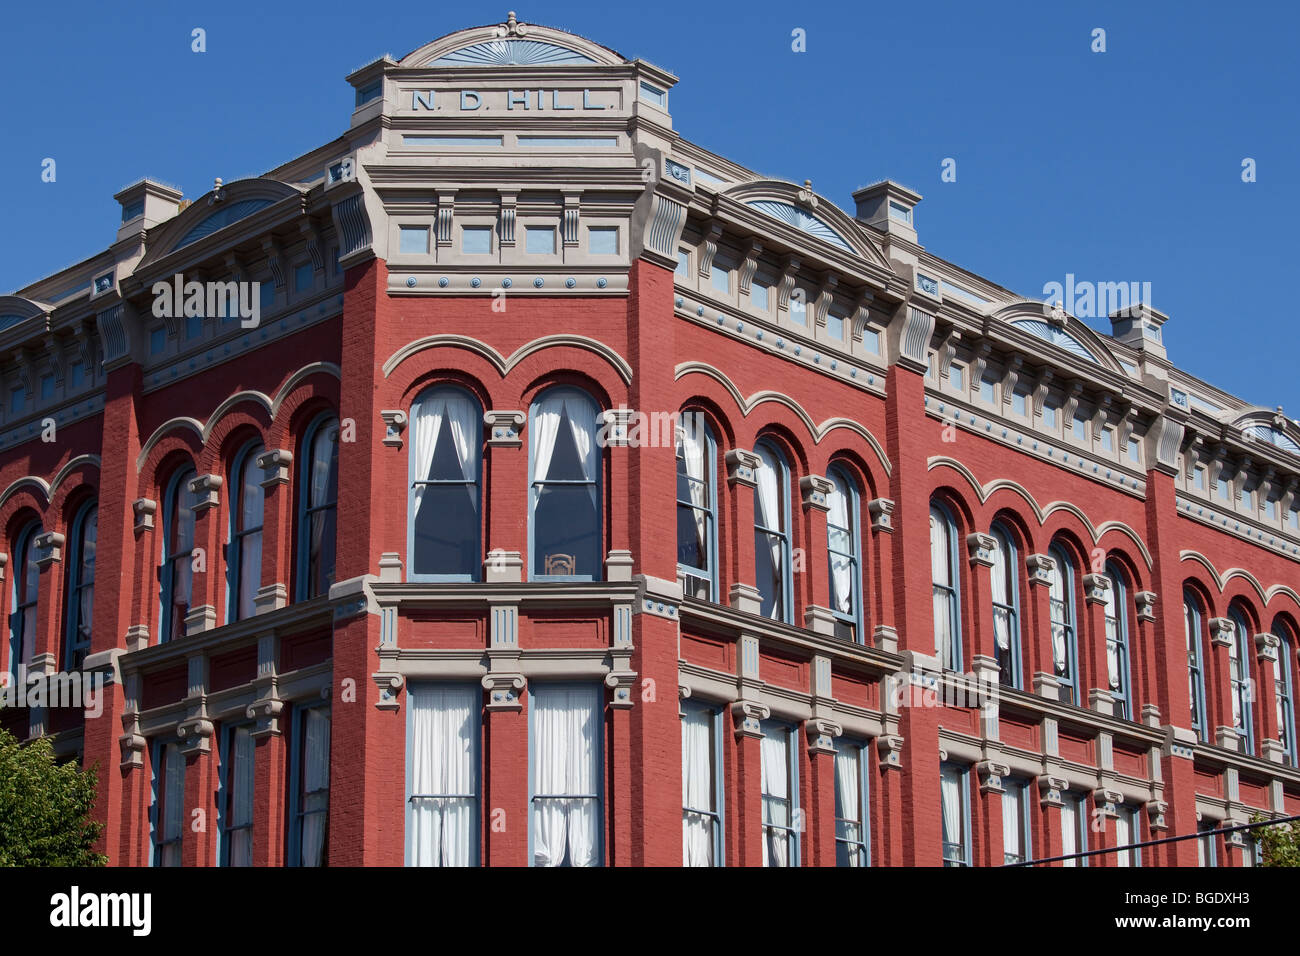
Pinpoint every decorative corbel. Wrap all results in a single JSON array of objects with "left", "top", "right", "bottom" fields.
[
  {"left": 731, "top": 700, "right": 770, "bottom": 739},
  {"left": 497, "top": 191, "right": 517, "bottom": 248},
  {"left": 301, "top": 219, "right": 325, "bottom": 273},
  {"left": 977, "top": 759, "right": 1011, "bottom": 794},
  {"left": 850, "top": 292, "right": 874, "bottom": 345},
  {"left": 1146, "top": 799, "right": 1169, "bottom": 831},
  {"left": 876, "top": 733, "right": 905, "bottom": 769},
  {"left": 436, "top": 190, "right": 456, "bottom": 247},
  {"left": 1092, "top": 788, "right": 1122, "bottom": 819},
  {"left": 738, "top": 239, "right": 763, "bottom": 297},
  {"left": 1255, "top": 631, "right": 1281, "bottom": 663},
  {"left": 599, "top": 407, "right": 636, "bottom": 448},
  {"left": 812, "top": 273, "right": 838, "bottom": 329},
  {"left": 776, "top": 255, "right": 802, "bottom": 314},
  {"left": 698, "top": 222, "right": 723, "bottom": 280},
  {"left": 1208, "top": 617, "right": 1235, "bottom": 647},
  {"left": 133, "top": 498, "right": 157, "bottom": 534},
  {"left": 966, "top": 532, "right": 996, "bottom": 567},
  {"left": 805, "top": 717, "right": 842, "bottom": 754},
  {"left": 380, "top": 409, "right": 407, "bottom": 449},
  {"left": 1135, "top": 591, "right": 1157, "bottom": 623},
  {"left": 970, "top": 341, "right": 993, "bottom": 388},
  {"left": 938, "top": 327, "right": 962, "bottom": 383},
  {"left": 1025, "top": 552, "right": 1056, "bottom": 586},
  {"left": 34, "top": 531, "right": 65, "bottom": 567},
  {"left": 224, "top": 251, "right": 246, "bottom": 283},
  {"left": 1038, "top": 775, "right": 1068, "bottom": 807},
  {"left": 257, "top": 448, "right": 293, "bottom": 486},
  {"left": 261, "top": 237, "right": 285, "bottom": 289},
  {"left": 1032, "top": 368, "right": 1055, "bottom": 417},
  {"left": 1082, "top": 573, "right": 1111, "bottom": 605},
  {"left": 725, "top": 448, "right": 761, "bottom": 488},
  {"left": 1000, "top": 354, "right": 1024, "bottom": 408},
  {"left": 1062, "top": 381, "right": 1085, "bottom": 424},
  {"left": 188, "top": 474, "right": 223, "bottom": 511},
  {"left": 799, "top": 474, "right": 833, "bottom": 512},
  {"left": 43, "top": 336, "right": 67, "bottom": 386},
  {"left": 484, "top": 410, "right": 526, "bottom": 447},
  {"left": 1091, "top": 393, "right": 1115, "bottom": 443},
  {"left": 868, "top": 497, "right": 894, "bottom": 532},
  {"left": 562, "top": 192, "right": 581, "bottom": 246}
]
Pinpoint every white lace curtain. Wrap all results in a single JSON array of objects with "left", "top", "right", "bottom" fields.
[
  {"left": 411, "top": 389, "right": 480, "bottom": 521},
  {"left": 408, "top": 685, "right": 478, "bottom": 866},
  {"left": 678, "top": 416, "right": 709, "bottom": 557},
  {"left": 990, "top": 531, "right": 1012, "bottom": 651},
  {"left": 940, "top": 766, "right": 962, "bottom": 860},
  {"left": 834, "top": 747, "right": 862, "bottom": 865},
  {"left": 1060, "top": 799, "right": 1078, "bottom": 866},
  {"left": 760, "top": 728, "right": 790, "bottom": 866},
  {"left": 1103, "top": 575, "right": 1122, "bottom": 690},
  {"left": 1048, "top": 559, "right": 1068, "bottom": 673},
  {"left": 930, "top": 507, "right": 954, "bottom": 663},
  {"left": 755, "top": 446, "right": 783, "bottom": 620},
  {"left": 1002, "top": 789, "right": 1021, "bottom": 861},
  {"left": 827, "top": 474, "right": 852, "bottom": 616},
  {"left": 531, "top": 391, "right": 599, "bottom": 509},
  {"left": 301, "top": 709, "right": 330, "bottom": 867},
  {"left": 532, "top": 685, "right": 600, "bottom": 867},
  {"left": 681, "top": 709, "right": 714, "bottom": 866}
]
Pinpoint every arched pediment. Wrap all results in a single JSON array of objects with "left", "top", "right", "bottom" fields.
[
  {"left": 0, "top": 296, "right": 51, "bottom": 335},
  {"left": 993, "top": 302, "right": 1124, "bottom": 375},
  {"left": 1233, "top": 409, "right": 1300, "bottom": 457},
  {"left": 721, "top": 181, "right": 890, "bottom": 269},
  {"left": 141, "top": 179, "right": 304, "bottom": 266},
  {"left": 399, "top": 15, "right": 626, "bottom": 68}
]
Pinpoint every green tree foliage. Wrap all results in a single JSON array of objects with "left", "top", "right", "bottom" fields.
[
  {"left": 0, "top": 727, "right": 106, "bottom": 866},
  {"left": 1251, "top": 813, "right": 1300, "bottom": 867}
]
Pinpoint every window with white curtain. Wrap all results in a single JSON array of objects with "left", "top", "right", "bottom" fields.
[
  {"left": 1102, "top": 562, "right": 1132, "bottom": 720},
  {"left": 1198, "top": 821, "right": 1218, "bottom": 867},
  {"left": 1048, "top": 544, "right": 1079, "bottom": 704},
  {"left": 760, "top": 720, "right": 798, "bottom": 866},
  {"left": 151, "top": 740, "right": 185, "bottom": 867},
  {"left": 675, "top": 412, "right": 717, "bottom": 601},
  {"left": 827, "top": 466, "right": 862, "bottom": 643},
  {"left": 1274, "top": 620, "right": 1297, "bottom": 766},
  {"left": 940, "top": 763, "right": 969, "bottom": 866},
  {"left": 1228, "top": 608, "right": 1255, "bottom": 754},
  {"left": 990, "top": 524, "right": 1020, "bottom": 688},
  {"left": 289, "top": 705, "right": 331, "bottom": 867},
  {"left": 1184, "top": 589, "right": 1210, "bottom": 741},
  {"left": 530, "top": 387, "right": 602, "bottom": 580},
  {"left": 681, "top": 701, "right": 722, "bottom": 866},
  {"left": 409, "top": 386, "right": 482, "bottom": 581},
  {"left": 530, "top": 684, "right": 602, "bottom": 866},
  {"left": 1115, "top": 805, "right": 1141, "bottom": 866},
  {"left": 1060, "top": 792, "right": 1087, "bottom": 866},
  {"left": 753, "top": 441, "right": 792, "bottom": 623},
  {"left": 9, "top": 522, "right": 42, "bottom": 679},
  {"left": 160, "top": 466, "right": 198, "bottom": 644},
  {"left": 930, "top": 502, "right": 961, "bottom": 671},
  {"left": 1002, "top": 779, "right": 1031, "bottom": 864},
  {"left": 228, "top": 441, "right": 265, "bottom": 622},
  {"left": 298, "top": 414, "right": 339, "bottom": 601},
  {"left": 63, "top": 502, "right": 97, "bottom": 670},
  {"left": 219, "top": 724, "right": 255, "bottom": 866},
  {"left": 834, "top": 741, "right": 869, "bottom": 867},
  {"left": 407, "top": 684, "right": 480, "bottom": 866}
]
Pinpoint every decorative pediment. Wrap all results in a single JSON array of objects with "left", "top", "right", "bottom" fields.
[
  {"left": 140, "top": 178, "right": 304, "bottom": 266},
  {"left": 720, "top": 181, "right": 891, "bottom": 270},
  {"left": 399, "top": 14, "right": 626, "bottom": 67},
  {"left": 994, "top": 302, "right": 1124, "bottom": 374}
]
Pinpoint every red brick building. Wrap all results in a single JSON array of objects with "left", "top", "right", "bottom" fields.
[{"left": 3, "top": 14, "right": 1298, "bottom": 866}]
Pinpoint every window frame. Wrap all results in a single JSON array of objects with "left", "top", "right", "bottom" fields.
[
  {"left": 753, "top": 439, "right": 794, "bottom": 625},
  {"left": 149, "top": 738, "right": 185, "bottom": 867},
  {"left": 408, "top": 385, "right": 484, "bottom": 583},
  {"left": 528, "top": 386, "right": 603, "bottom": 583},
  {"left": 675, "top": 412, "right": 718, "bottom": 602},
  {"left": 1273, "top": 620, "right": 1298, "bottom": 766},
  {"left": 286, "top": 701, "right": 331, "bottom": 867},
  {"left": 827, "top": 465, "right": 864, "bottom": 643},
  {"left": 8, "top": 521, "right": 42, "bottom": 679},
  {"left": 759, "top": 719, "right": 800, "bottom": 867},
  {"left": 834, "top": 738, "right": 871, "bottom": 867},
  {"left": 1048, "top": 544, "right": 1081, "bottom": 705},
  {"left": 680, "top": 699, "right": 724, "bottom": 867},
  {"left": 217, "top": 719, "right": 256, "bottom": 867},
  {"left": 1184, "top": 589, "right": 1211, "bottom": 742},
  {"left": 404, "top": 682, "right": 482, "bottom": 867},
  {"left": 226, "top": 440, "right": 266, "bottom": 623},
  {"left": 527, "top": 682, "right": 605, "bottom": 867},
  {"left": 1060, "top": 791, "right": 1089, "bottom": 866},
  {"left": 295, "top": 413, "right": 340, "bottom": 602},
  {"left": 939, "top": 762, "right": 971, "bottom": 867},
  {"left": 158, "top": 465, "right": 197, "bottom": 645},
  {"left": 1104, "top": 561, "right": 1134, "bottom": 720},
  {"left": 1228, "top": 606, "right": 1255, "bottom": 754},
  {"left": 62, "top": 501, "right": 97, "bottom": 670},
  {"left": 990, "top": 523, "right": 1022, "bottom": 689},
  {"left": 1002, "top": 777, "right": 1033, "bottom": 865},
  {"left": 1115, "top": 804, "right": 1142, "bottom": 867},
  {"left": 930, "top": 500, "right": 963, "bottom": 671}
]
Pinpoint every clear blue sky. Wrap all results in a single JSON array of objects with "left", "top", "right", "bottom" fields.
[{"left": 1, "top": 0, "right": 1295, "bottom": 412}]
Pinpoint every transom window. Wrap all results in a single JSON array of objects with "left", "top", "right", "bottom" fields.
[
  {"left": 409, "top": 386, "right": 483, "bottom": 581},
  {"left": 529, "top": 387, "right": 602, "bottom": 581}
]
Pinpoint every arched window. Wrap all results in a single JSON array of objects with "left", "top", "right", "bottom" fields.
[
  {"left": 753, "top": 440, "right": 792, "bottom": 623},
  {"left": 989, "top": 524, "right": 1021, "bottom": 688},
  {"left": 297, "top": 414, "right": 339, "bottom": 600},
  {"left": 1102, "top": 562, "right": 1133, "bottom": 720},
  {"left": 1228, "top": 607, "right": 1255, "bottom": 754},
  {"left": 160, "top": 466, "right": 198, "bottom": 644},
  {"left": 1048, "top": 544, "right": 1080, "bottom": 704},
  {"left": 1273, "top": 619, "right": 1297, "bottom": 767},
  {"left": 63, "top": 502, "right": 97, "bottom": 670},
  {"left": 1183, "top": 589, "right": 1210, "bottom": 742},
  {"left": 529, "top": 387, "right": 601, "bottom": 581},
  {"left": 676, "top": 412, "right": 717, "bottom": 601},
  {"left": 410, "top": 387, "right": 483, "bottom": 581},
  {"left": 827, "top": 466, "right": 862, "bottom": 642},
  {"left": 228, "top": 442, "right": 266, "bottom": 622},
  {"left": 8, "top": 522, "right": 42, "bottom": 678},
  {"left": 930, "top": 501, "right": 961, "bottom": 671}
]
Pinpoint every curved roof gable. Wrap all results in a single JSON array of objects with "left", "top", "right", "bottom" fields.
[
  {"left": 0, "top": 296, "right": 50, "bottom": 335},
  {"left": 721, "top": 181, "right": 890, "bottom": 270},
  {"left": 994, "top": 302, "right": 1124, "bottom": 374},
  {"left": 399, "top": 15, "right": 626, "bottom": 68},
  {"left": 141, "top": 179, "right": 303, "bottom": 266},
  {"left": 1234, "top": 410, "right": 1300, "bottom": 457}
]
